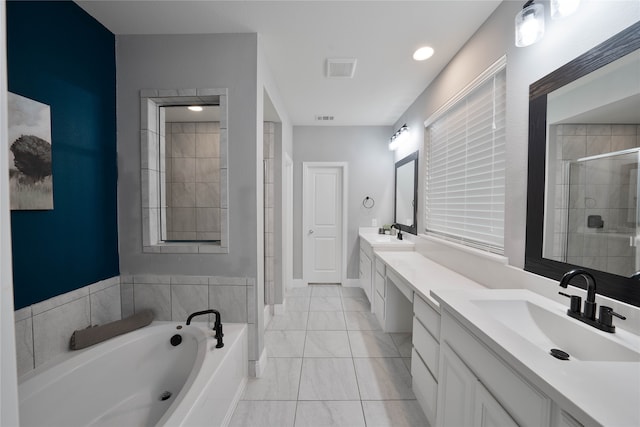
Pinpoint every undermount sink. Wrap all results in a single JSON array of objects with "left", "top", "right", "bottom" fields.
[
  {"left": 374, "top": 235, "right": 392, "bottom": 242},
  {"left": 471, "top": 298, "right": 640, "bottom": 362}
]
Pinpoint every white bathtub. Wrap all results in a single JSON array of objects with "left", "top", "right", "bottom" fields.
[{"left": 19, "top": 321, "right": 247, "bottom": 427}]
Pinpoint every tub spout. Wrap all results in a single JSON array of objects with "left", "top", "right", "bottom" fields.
[{"left": 186, "top": 309, "right": 224, "bottom": 348}]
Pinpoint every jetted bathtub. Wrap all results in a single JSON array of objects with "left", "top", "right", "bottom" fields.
[{"left": 19, "top": 321, "right": 247, "bottom": 427}]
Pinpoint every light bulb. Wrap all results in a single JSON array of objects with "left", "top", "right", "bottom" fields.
[
  {"left": 188, "top": 106, "right": 203, "bottom": 112},
  {"left": 551, "top": 0, "right": 580, "bottom": 19},
  {"left": 413, "top": 46, "right": 435, "bottom": 61},
  {"left": 515, "top": 2, "right": 545, "bottom": 47}
]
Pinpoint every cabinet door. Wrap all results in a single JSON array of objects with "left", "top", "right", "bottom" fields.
[
  {"left": 359, "top": 249, "right": 372, "bottom": 303},
  {"left": 436, "top": 344, "right": 475, "bottom": 427},
  {"left": 374, "top": 269, "right": 385, "bottom": 298},
  {"left": 474, "top": 382, "right": 518, "bottom": 427}
]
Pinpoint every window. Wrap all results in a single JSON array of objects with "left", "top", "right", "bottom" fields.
[{"left": 424, "top": 58, "right": 506, "bottom": 254}]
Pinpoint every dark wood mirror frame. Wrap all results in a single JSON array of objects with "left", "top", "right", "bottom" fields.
[
  {"left": 525, "top": 21, "right": 640, "bottom": 307},
  {"left": 394, "top": 151, "right": 419, "bottom": 235}
]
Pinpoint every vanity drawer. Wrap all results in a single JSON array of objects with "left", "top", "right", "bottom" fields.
[
  {"left": 413, "top": 317, "right": 439, "bottom": 377},
  {"left": 375, "top": 257, "right": 386, "bottom": 276},
  {"left": 414, "top": 294, "right": 440, "bottom": 341},
  {"left": 411, "top": 348, "right": 438, "bottom": 426}
]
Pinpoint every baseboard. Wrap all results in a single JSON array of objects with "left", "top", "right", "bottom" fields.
[
  {"left": 249, "top": 347, "right": 268, "bottom": 378},
  {"left": 290, "top": 279, "right": 306, "bottom": 288},
  {"left": 263, "top": 304, "right": 272, "bottom": 331},
  {"left": 274, "top": 302, "right": 286, "bottom": 315},
  {"left": 342, "top": 279, "right": 361, "bottom": 288}
]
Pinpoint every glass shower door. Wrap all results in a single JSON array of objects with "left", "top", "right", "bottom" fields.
[{"left": 565, "top": 149, "right": 639, "bottom": 276}]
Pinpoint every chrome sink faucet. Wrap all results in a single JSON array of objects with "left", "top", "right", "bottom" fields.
[{"left": 559, "top": 269, "right": 625, "bottom": 333}]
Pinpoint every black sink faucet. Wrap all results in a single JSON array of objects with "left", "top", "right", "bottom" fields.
[
  {"left": 559, "top": 269, "right": 626, "bottom": 333},
  {"left": 186, "top": 309, "right": 224, "bottom": 348},
  {"left": 559, "top": 268, "right": 597, "bottom": 320},
  {"left": 391, "top": 223, "right": 403, "bottom": 240}
]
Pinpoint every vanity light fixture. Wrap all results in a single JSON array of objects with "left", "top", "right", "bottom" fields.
[
  {"left": 413, "top": 46, "right": 435, "bottom": 61},
  {"left": 187, "top": 106, "right": 203, "bottom": 112},
  {"left": 550, "top": 0, "right": 580, "bottom": 19},
  {"left": 515, "top": 0, "right": 545, "bottom": 47},
  {"left": 389, "top": 124, "right": 409, "bottom": 151}
]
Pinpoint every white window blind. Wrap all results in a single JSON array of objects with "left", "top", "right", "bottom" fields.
[{"left": 424, "top": 63, "right": 506, "bottom": 254}]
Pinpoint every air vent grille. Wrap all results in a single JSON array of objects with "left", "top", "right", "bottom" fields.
[
  {"left": 326, "top": 58, "right": 357, "bottom": 79},
  {"left": 315, "top": 115, "right": 335, "bottom": 121}
]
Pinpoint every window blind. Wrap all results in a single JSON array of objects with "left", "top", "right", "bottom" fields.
[{"left": 425, "top": 66, "right": 506, "bottom": 254}]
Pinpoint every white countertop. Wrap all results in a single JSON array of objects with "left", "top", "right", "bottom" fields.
[
  {"left": 374, "top": 251, "right": 485, "bottom": 309},
  {"left": 359, "top": 231, "right": 415, "bottom": 250},
  {"left": 433, "top": 288, "right": 640, "bottom": 427}
]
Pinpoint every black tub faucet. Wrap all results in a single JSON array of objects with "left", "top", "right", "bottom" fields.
[{"left": 186, "top": 309, "right": 224, "bottom": 348}]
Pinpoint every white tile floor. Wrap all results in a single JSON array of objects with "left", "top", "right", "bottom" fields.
[{"left": 229, "top": 285, "right": 430, "bottom": 427}]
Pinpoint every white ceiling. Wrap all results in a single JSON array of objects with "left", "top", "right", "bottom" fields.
[{"left": 76, "top": 0, "right": 502, "bottom": 126}]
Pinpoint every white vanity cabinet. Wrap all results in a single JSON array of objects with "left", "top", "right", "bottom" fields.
[
  {"left": 437, "top": 343, "right": 517, "bottom": 427},
  {"left": 411, "top": 294, "right": 441, "bottom": 426},
  {"left": 437, "top": 309, "right": 556, "bottom": 427},
  {"left": 359, "top": 240, "right": 374, "bottom": 305}
]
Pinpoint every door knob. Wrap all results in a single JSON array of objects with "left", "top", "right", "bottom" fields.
[{"left": 308, "top": 229, "right": 314, "bottom": 234}]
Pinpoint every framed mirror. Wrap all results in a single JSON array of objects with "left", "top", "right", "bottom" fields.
[
  {"left": 525, "top": 21, "right": 640, "bottom": 306},
  {"left": 394, "top": 151, "right": 418, "bottom": 235}
]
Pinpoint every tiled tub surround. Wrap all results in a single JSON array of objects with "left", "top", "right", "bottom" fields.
[
  {"left": 164, "top": 121, "right": 221, "bottom": 241},
  {"left": 14, "top": 277, "right": 122, "bottom": 377},
  {"left": 140, "top": 89, "right": 229, "bottom": 254},
  {"left": 548, "top": 124, "right": 640, "bottom": 275},
  {"left": 15, "top": 273, "right": 257, "bottom": 378},
  {"left": 120, "top": 274, "right": 261, "bottom": 374}
]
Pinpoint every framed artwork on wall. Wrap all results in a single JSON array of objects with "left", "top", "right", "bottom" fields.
[{"left": 7, "top": 92, "right": 53, "bottom": 210}]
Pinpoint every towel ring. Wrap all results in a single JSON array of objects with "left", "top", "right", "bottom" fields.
[{"left": 362, "top": 196, "right": 375, "bottom": 209}]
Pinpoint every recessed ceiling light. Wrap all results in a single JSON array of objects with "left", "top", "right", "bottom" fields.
[
  {"left": 188, "top": 106, "right": 203, "bottom": 112},
  {"left": 413, "top": 46, "right": 435, "bottom": 61}
]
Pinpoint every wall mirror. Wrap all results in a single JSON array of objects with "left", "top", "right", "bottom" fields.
[
  {"left": 526, "top": 22, "right": 640, "bottom": 306},
  {"left": 140, "top": 89, "right": 229, "bottom": 254},
  {"left": 395, "top": 151, "right": 418, "bottom": 235}
]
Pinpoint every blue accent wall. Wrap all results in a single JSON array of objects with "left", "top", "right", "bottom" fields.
[{"left": 7, "top": 1, "right": 119, "bottom": 309}]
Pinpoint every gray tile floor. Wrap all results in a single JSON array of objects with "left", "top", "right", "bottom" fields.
[{"left": 229, "top": 285, "right": 429, "bottom": 427}]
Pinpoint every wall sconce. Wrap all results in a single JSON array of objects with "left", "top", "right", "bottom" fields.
[
  {"left": 389, "top": 124, "right": 409, "bottom": 151},
  {"left": 515, "top": 0, "right": 545, "bottom": 47},
  {"left": 550, "top": 0, "right": 580, "bottom": 19}
]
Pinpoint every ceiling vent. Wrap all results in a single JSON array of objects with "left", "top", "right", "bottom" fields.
[
  {"left": 326, "top": 58, "right": 357, "bottom": 79},
  {"left": 315, "top": 115, "right": 335, "bottom": 122}
]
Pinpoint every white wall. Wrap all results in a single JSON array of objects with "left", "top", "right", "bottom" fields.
[
  {"left": 292, "top": 126, "right": 394, "bottom": 281},
  {"left": 0, "top": 0, "right": 20, "bottom": 422},
  {"left": 392, "top": 0, "right": 640, "bottom": 270}
]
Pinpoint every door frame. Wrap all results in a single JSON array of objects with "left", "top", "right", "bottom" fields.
[
  {"left": 284, "top": 153, "right": 293, "bottom": 292},
  {"left": 302, "top": 162, "right": 348, "bottom": 285}
]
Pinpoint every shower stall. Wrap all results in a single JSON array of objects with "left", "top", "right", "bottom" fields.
[{"left": 564, "top": 148, "right": 640, "bottom": 276}]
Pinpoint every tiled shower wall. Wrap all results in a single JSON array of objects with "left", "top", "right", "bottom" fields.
[
  {"left": 264, "top": 122, "right": 275, "bottom": 304},
  {"left": 164, "top": 121, "right": 221, "bottom": 241},
  {"left": 551, "top": 124, "right": 640, "bottom": 275}
]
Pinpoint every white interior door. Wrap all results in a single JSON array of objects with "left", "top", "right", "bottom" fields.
[{"left": 303, "top": 163, "right": 345, "bottom": 284}]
